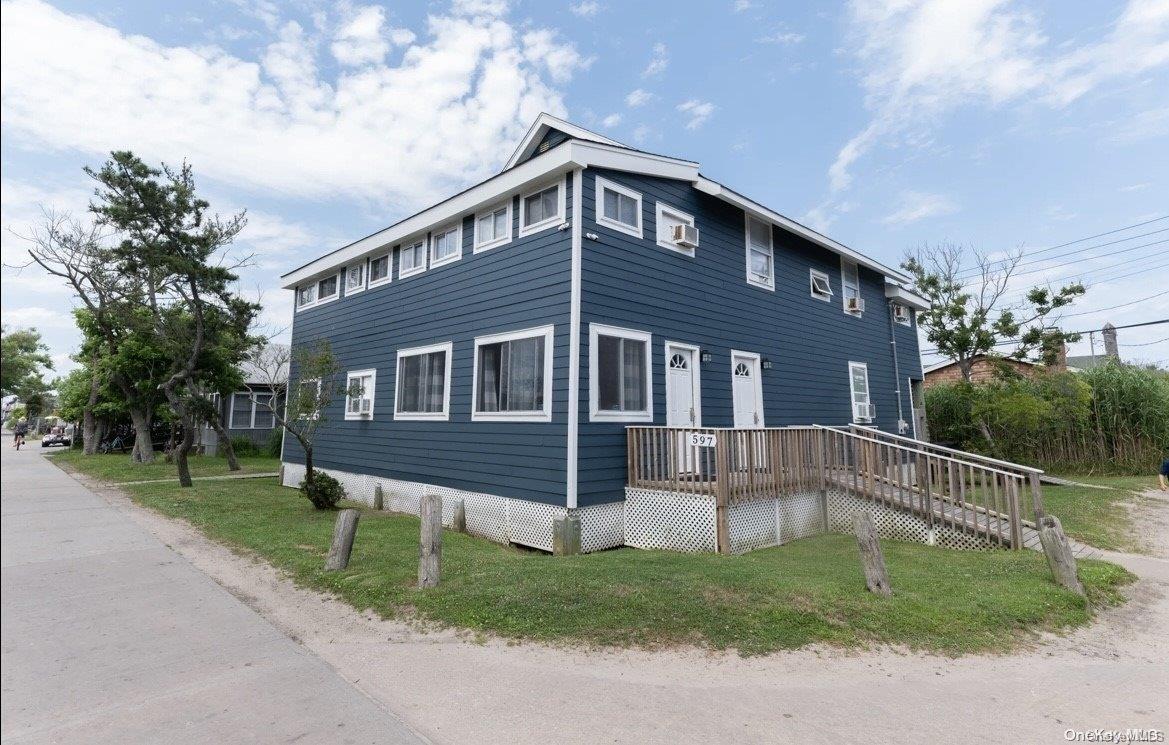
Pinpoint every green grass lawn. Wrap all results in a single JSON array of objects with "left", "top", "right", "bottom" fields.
[
  {"left": 119, "top": 476, "right": 1132, "bottom": 656},
  {"left": 48, "top": 448, "right": 280, "bottom": 483},
  {"left": 1042, "top": 475, "right": 1154, "bottom": 553}
]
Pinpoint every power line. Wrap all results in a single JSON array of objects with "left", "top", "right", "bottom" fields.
[
  {"left": 1119, "top": 337, "right": 1169, "bottom": 348},
  {"left": 999, "top": 256, "right": 1169, "bottom": 302},
  {"left": 956, "top": 228, "right": 1169, "bottom": 279},
  {"left": 997, "top": 238, "right": 1169, "bottom": 280},
  {"left": 919, "top": 318, "right": 1169, "bottom": 356},
  {"left": 1058, "top": 290, "right": 1169, "bottom": 318}
]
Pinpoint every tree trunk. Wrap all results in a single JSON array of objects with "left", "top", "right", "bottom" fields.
[
  {"left": 303, "top": 446, "right": 314, "bottom": 486},
  {"left": 206, "top": 412, "right": 241, "bottom": 471},
  {"left": 173, "top": 413, "right": 196, "bottom": 487},
  {"left": 82, "top": 365, "right": 101, "bottom": 455},
  {"left": 128, "top": 408, "right": 155, "bottom": 463}
]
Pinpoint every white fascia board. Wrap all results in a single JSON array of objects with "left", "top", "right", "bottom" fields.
[
  {"left": 921, "top": 359, "right": 956, "bottom": 375},
  {"left": 572, "top": 141, "right": 699, "bottom": 181},
  {"left": 885, "top": 283, "right": 932, "bottom": 310},
  {"left": 504, "top": 113, "right": 625, "bottom": 170},
  {"left": 695, "top": 177, "right": 912, "bottom": 284}
]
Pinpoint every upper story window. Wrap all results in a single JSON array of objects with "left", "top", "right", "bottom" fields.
[
  {"left": 345, "top": 261, "right": 365, "bottom": 295},
  {"left": 589, "top": 323, "right": 653, "bottom": 422},
  {"left": 473, "top": 325, "right": 554, "bottom": 422},
  {"left": 400, "top": 239, "right": 427, "bottom": 278},
  {"left": 474, "top": 202, "right": 512, "bottom": 252},
  {"left": 369, "top": 253, "right": 391, "bottom": 287},
  {"left": 595, "top": 177, "right": 642, "bottom": 238},
  {"left": 848, "top": 361, "right": 873, "bottom": 423},
  {"left": 810, "top": 269, "right": 833, "bottom": 302},
  {"left": 655, "top": 202, "right": 697, "bottom": 256},
  {"left": 345, "top": 369, "right": 377, "bottom": 420},
  {"left": 229, "top": 392, "right": 274, "bottom": 429},
  {"left": 297, "top": 284, "right": 316, "bottom": 308},
  {"left": 395, "top": 342, "right": 452, "bottom": 421},
  {"left": 430, "top": 224, "right": 461, "bottom": 267},
  {"left": 297, "top": 273, "right": 340, "bottom": 310},
  {"left": 520, "top": 182, "right": 563, "bottom": 237},
  {"left": 893, "top": 303, "right": 913, "bottom": 326},
  {"left": 841, "top": 258, "right": 863, "bottom": 315},
  {"left": 745, "top": 216, "right": 774, "bottom": 290}
]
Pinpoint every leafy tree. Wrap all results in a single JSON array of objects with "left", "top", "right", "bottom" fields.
[{"left": 1, "top": 326, "right": 53, "bottom": 399}]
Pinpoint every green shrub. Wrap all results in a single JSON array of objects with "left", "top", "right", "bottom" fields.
[
  {"left": 265, "top": 428, "right": 283, "bottom": 459},
  {"left": 229, "top": 435, "right": 259, "bottom": 457},
  {"left": 300, "top": 471, "right": 345, "bottom": 510}
]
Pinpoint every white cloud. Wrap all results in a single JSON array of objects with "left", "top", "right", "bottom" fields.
[
  {"left": 600, "top": 113, "right": 621, "bottom": 128},
  {"left": 881, "top": 191, "right": 958, "bottom": 225},
  {"left": 331, "top": 5, "right": 390, "bottom": 66},
  {"left": 624, "top": 88, "right": 653, "bottom": 107},
  {"left": 0, "top": 305, "right": 78, "bottom": 331},
  {"left": 1120, "top": 182, "right": 1152, "bottom": 192},
  {"left": 632, "top": 124, "right": 654, "bottom": 144},
  {"left": 642, "top": 42, "right": 668, "bottom": 77},
  {"left": 676, "top": 99, "right": 715, "bottom": 129},
  {"left": 0, "top": 0, "right": 589, "bottom": 210},
  {"left": 570, "top": 1, "right": 600, "bottom": 17},
  {"left": 733, "top": 0, "right": 756, "bottom": 11},
  {"left": 829, "top": 0, "right": 1169, "bottom": 193},
  {"left": 757, "top": 30, "right": 804, "bottom": 45}
]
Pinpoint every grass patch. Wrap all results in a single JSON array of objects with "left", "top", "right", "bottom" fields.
[
  {"left": 48, "top": 449, "right": 280, "bottom": 483},
  {"left": 120, "top": 476, "right": 1133, "bottom": 656},
  {"left": 1042, "top": 475, "right": 1153, "bottom": 552}
]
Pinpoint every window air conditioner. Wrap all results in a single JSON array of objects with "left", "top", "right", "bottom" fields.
[
  {"left": 846, "top": 296, "right": 866, "bottom": 313},
  {"left": 672, "top": 223, "right": 700, "bottom": 249},
  {"left": 893, "top": 304, "right": 911, "bottom": 322}
]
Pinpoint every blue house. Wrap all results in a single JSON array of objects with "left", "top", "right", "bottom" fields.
[{"left": 279, "top": 114, "right": 932, "bottom": 554}]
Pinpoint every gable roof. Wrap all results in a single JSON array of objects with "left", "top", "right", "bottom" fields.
[
  {"left": 505, "top": 113, "right": 624, "bottom": 169},
  {"left": 922, "top": 355, "right": 1038, "bottom": 375}
]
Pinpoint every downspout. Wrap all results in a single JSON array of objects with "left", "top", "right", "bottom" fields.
[
  {"left": 566, "top": 168, "right": 583, "bottom": 509},
  {"left": 887, "top": 301, "right": 905, "bottom": 433}
]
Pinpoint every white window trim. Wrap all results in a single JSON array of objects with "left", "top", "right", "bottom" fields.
[
  {"left": 595, "top": 176, "right": 643, "bottom": 239},
  {"left": 393, "top": 342, "right": 453, "bottom": 421},
  {"left": 399, "top": 238, "right": 428, "bottom": 279},
  {"left": 730, "top": 349, "right": 766, "bottom": 428},
  {"left": 588, "top": 323, "right": 654, "bottom": 423},
  {"left": 809, "top": 268, "right": 833, "bottom": 302},
  {"left": 344, "top": 368, "right": 377, "bottom": 421},
  {"left": 368, "top": 253, "right": 392, "bottom": 288},
  {"left": 296, "top": 378, "right": 321, "bottom": 420},
  {"left": 472, "top": 324, "right": 556, "bottom": 422},
  {"left": 518, "top": 180, "right": 566, "bottom": 237},
  {"left": 429, "top": 222, "right": 463, "bottom": 269},
  {"left": 893, "top": 303, "right": 913, "bottom": 326},
  {"left": 663, "top": 340, "right": 701, "bottom": 426},
  {"left": 473, "top": 201, "right": 513, "bottom": 253},
  {"left": 655, "top": 202, "right": 696, "bottom": 256},
  {"left": 296, "top": 272, "right": 342, "bottom": 311},
  {"left": 848, "top": 361, "right": 873, "bottom": 423},
  {"left": 344, "top": 260, "right": 367, "bottom": 296},
  {"left": 841, "top": 258, "right": 862, "bottom": 316},
  {"left": 744, "top": 214, "right": 775, "bottom": 291}
]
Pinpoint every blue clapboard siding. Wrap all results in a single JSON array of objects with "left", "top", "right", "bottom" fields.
[
  {"left": 575, "top": 168, "right": 925, "bottom": 507},
  {"left": 285, "top": 172, "right": 575, "bottom": 506}
]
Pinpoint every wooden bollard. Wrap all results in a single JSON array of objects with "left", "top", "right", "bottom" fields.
[
  {"left": 418, "top": 492, "right": 442, "bottom": 588},
  {"left": 372, "top": 484, "right": 384, "bottom": 511},
  {"left": 1038, "top": 515, "right": 1084, "bottom": 596},
  {"left": 451, "top": 498, "right": 466, "bottom": 533},
  {"left": 853, "top": 510, "right": 892, "bottom": 597},
  {"left": 325, "top": 509, "right": 360, "bottom": 571}
]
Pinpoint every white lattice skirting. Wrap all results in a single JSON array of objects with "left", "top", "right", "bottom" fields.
[
  {"left": 281, "top": 462, "right": 624, "bottom": 553},
  {"left": 826, "top": 490, "right": 995, "bottom": 551}
]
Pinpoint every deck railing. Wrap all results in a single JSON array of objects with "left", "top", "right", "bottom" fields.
[{"left": 627, "top": 424, "right": 1033, "bottom": 552}]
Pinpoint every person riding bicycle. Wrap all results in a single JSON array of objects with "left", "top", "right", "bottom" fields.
[{"left": 13, "top": 418, "right": 29, "bottom": 449}]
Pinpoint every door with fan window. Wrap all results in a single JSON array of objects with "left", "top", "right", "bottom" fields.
[{"left": 665, "top": 343, "right": 700, "bottom": 472}]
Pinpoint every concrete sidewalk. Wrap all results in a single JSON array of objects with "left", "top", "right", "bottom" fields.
[{"left": 0, "top": 445, "right": 423, "bottom": 744}]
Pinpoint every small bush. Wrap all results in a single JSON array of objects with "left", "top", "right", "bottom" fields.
[
  {"left": 300, "top": 471, "right": 345, "bottom": 510},
  {"left": 265, "top": 428, "right": 283, "bottom": 459},
  {"left": 229, "top": 435, "right": 259, "bottom": 457}
]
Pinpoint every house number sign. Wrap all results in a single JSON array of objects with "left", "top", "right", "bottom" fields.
[{"left": 688, "top": 433, "right": 717, "bottom": 448}]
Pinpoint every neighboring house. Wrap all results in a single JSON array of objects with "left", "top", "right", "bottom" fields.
[
  {"left": 205, "top": 355, "right": 287, "bottom": 452},
  {"left": 278, "top": 114, "right": 929, "bottom": 553},
  {"left": 922, "top": 355, "right": 1039, "bottom": 388}
]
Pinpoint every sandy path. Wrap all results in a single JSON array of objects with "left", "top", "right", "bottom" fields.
[{"left": 87, "top": 473, "right": 1168, "bottom": 745}]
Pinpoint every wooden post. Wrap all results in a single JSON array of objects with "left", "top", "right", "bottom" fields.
[
  {"left": 324, "top": 509, "right": 360, "bottom": 571},
  {"left": 1028, "top": 471, "right": 1045, "bottom": 524},
  {"left": 715, "top": 432, "right": 731, "bottom": 554},
  {"left": 372, "top": 484, "right": 384, "bottom": 511},
  {"left": 418, "top": 492, "right": 442, "bottom": 588},
  {"left": 1038, "top": 515, "right": 1084, "bottom": 595},
  {"left": 552, "top": 513, "right": 582, "bottom": 556},
  {"left": 853, "top": 510, "right": 892, "bottom": 597},
  {"left": 451, "top": 498, "right": 466, "bottom": 533}
]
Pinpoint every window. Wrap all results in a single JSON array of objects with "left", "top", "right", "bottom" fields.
[
  {"left": 841, "top": 258, "right": 862, "bottom": 315},
  {"left": 810, "top": 269, "right": 833, "bottom": 301},
  {"left": 345, "top": 369, "right": 377, "bottom": 420},
  {"left": 296, "top": 273, "right": 339, "bottom": 310},
  {"left": 345, "top": 262, "right": 365, "bottom": 295},
  {"left": 893, "top": 303, "right": 912, "bottom": 326},
  {"left": 589, "top": 324, "right": 653, "bottom": 422},
  {"left": 848, "top": 362, "right": 873, "bottom": 423},
  {"left": 430, "top": 224, "right": 461, "bottom": 267},
  {"left": 595, "top": 177, "right": 642, "bottom": 238},
  {"left": 296, "top": 284, "right": 316, "bottom": 309},
  {"left": 655, "top": 202, "right": 696, "bottom": 255},
  {"left": 520, "top": 182, "right": 563, "bottom": 236},
  {"left": 474, "top": 202, "right": 512, "bottom": 252},
  {"left": 745, "top": 215, "right": 774, "bottom": 290},
  {"left": 472, "top": 325, "right": 555, "bottom": 422},
  {"left": 318, "top": 274, "right": 338, "bottom": 302},
  {"left": 229, "top": 391, "right": 274, "bottom": 429},
  {"left": 400, "top": 239, "right": 426, "bottom": 278},
  {"left": 394, "top": 343, "right": 452, "bottom": 421},
  {"left": 368, "top": 254, "right": 391, "bottom": 286}
]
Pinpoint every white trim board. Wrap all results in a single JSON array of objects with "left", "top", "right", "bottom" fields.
[{"left": 566, "top": 168, "right": 583, "bottom": 509}]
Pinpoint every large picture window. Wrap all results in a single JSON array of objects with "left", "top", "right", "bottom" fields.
[
  {"left": 473, "top": 325, "right": 555, "bottom": 421},
  {"left": 394, "top": 343, "right": 452, "bottom": 420},
  {"left": 589, "top": 324, "right": 653, "bottom": 422}
]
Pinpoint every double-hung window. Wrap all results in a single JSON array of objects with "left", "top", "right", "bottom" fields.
[
  {"left": 810, "top": 269, "right": 833, "bottom": 301},
  {"left": 474, "top": 202, "right": 512, "bottom": 252},
  {"left": 595, "top": 177, "right": 642, "bottom": 238},
  {"left": 841, "top": 258, "right": 862, "bottom": 315},
  {"left": 431, "top": 224, "right": 461, "bottom": 267},
  {"left": 520, "top": 183, "right": 563, "bottom": 236},
  {"left": 229, "top": 391, "right": 274, "bottom": 429},
  {"left": 368, "top": 253, "right": 391, "bottom": 286},
  {"left": 345, "top": 369, "right": 376, "bottom": 420},
  {"left": 345, "top": 262, "right": 365, "bottom": 295},
  {"left": 848, "top": 362, "right": 873, "bottom": 423},
  {"left": 745, "top": 216, "right": 774, "bottom": 290},
  {"left": 394, "top": 343, "right": 452, "bottom": 421},
  {"left": 473, "top": 325, "right": 554, "bottom": 422},
  {"left": 589, "top": 324, "right": 653, "bottom": 422},
  {"left": 400, "top": 239, "right": 427, "bottom": 278}
]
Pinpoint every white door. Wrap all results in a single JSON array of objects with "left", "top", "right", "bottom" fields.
[
  {"left": 731, "top": 352, "right": 763, "bottom": 428},
  {"left": 666, "top": 346, "right": 698, "bottom": 428}
]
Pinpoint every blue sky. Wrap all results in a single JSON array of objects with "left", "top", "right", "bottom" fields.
[{"left": 2, "top": 0, "right": 1167, "bottom": 374}]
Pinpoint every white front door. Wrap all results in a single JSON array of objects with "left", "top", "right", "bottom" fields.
[
  {"left": 665, "top": 345, "right": 698, "bottom": 428},
  {"left": 731, "top": 351, "right": 763, "bottom": 428}
]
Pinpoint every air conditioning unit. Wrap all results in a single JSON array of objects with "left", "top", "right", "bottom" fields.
[
  {"left": 348, "top": 397, "right": 371, "bottom": 416},
  {"left": 893, "top": 304, "right": 911, "bottom": 323},
  {"left": 846, "top": 296, "right": 865, "bottom": 314},
  {"left": 853, "top": 402, "right": 875, "bottom": 422},
  {"left": 672, "top": 223, "right": 700, "bottom": 249}
]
